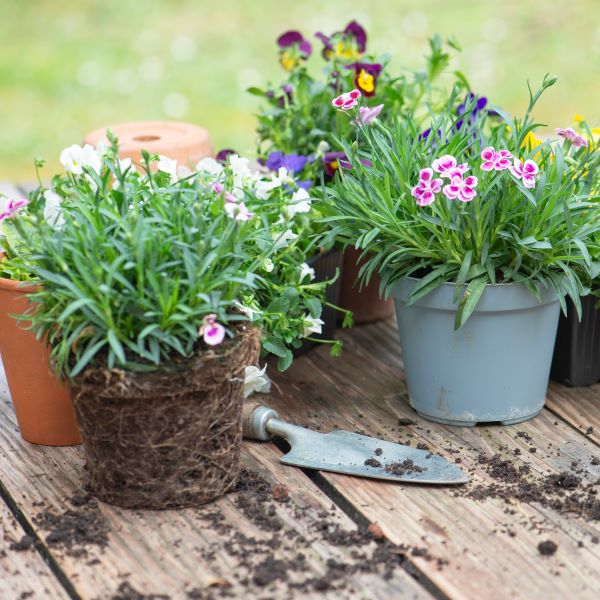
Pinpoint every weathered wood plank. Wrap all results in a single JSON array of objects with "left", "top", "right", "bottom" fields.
[
  {"left": 265, "top": 320, "right": 600, "bottom": 600},
  {"left": 0, "top": 357, "right": 430, "bottom": 600},
  {"left": 546, "top": 381, "right": 600, "bottom": 445},
  {"left": 0, "top": 499, "right": 69, "bottom": 600}
]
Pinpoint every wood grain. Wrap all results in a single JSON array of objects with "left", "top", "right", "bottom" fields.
[
  {"left": 546, "top": 381, "right": 600, "bottom": 445},
  {"left": 264, "top": 319, "right": 600, "bottom": 600},
  {"left": 0, "top": 499, "right": 70, "bottom": 600},
  {"left": 0, "top": 357, "right": 430, "bottom": 600}
]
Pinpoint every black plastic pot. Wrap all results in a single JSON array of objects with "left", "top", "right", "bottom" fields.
[
  {"left": 294, "top": 248, "right": 343, "bottom": 356},
  {"left": 551, "top": 294, "right": 600, "bottom": 387}
]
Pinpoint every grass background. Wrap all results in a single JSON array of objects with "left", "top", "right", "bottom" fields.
[{"left": 0, "top": 0, "right": 598, "bottom": 181}]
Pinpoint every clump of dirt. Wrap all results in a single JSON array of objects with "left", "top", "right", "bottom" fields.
[
  {"left": 364, "top": 458, "right": 382, "bottom": 468},
  {"left": 537, "top": 540, "right": 558, "bottom": 556},
  {"left": 9, "top": 534, "right": 35, "bottom": 552},
  {"left": 271, "top": 484, "right": 290, "bottom": 503},
  {"left": 374, "top": 448, "right": 383, "bottom": 456},
  {"left": 33, "top": 491, "right": 109, "bottom": 558},
  {"left": 385, "top": 459, "right": 425, "bottom": 476},
  {"left": 191, "top": 467, "right": 442, "bottom": 597},
  {"left": 465, "top": 454, "right": 600, "bottom": 521},
  {"left": 252, "top": 557, "right": 290, "bottom": 587},
  {"left": 397, "top": 418, "right": 416, "bottom": 426},
  {"left": 111, "top": 582, "right": 170, "bottom": 600}
]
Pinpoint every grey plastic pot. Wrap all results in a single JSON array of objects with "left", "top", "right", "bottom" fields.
[{"left": 393, "top": 278, "right": 561, "bottom": 426}]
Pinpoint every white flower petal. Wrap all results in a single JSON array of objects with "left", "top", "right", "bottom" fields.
[
  {"left": 244, "top": 365, "right": 272, "bottom": 398},
  {"left": 196, "top": 157, "right": 223, "bottom": 175},
  {"left": 43, "top": 190, "right": 64, "bottom": 227}
]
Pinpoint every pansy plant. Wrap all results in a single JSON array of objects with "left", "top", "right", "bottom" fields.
[
  {"left": 194, "top": 155, "right": 351, "bottom": 370},
  {"left": 248, "top": 21, "right": 462, "bottom": 188}
]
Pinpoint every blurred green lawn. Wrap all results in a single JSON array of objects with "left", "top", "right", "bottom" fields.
[{"left": 0, "top": 0, "right": 598, "bottom": 181}]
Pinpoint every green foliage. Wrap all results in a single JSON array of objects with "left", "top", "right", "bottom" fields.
[
  {"left": 253, "top": 21, "right": 460, "bottom": 185},
  {"left": 322, "top": 79, "right": 600, "bottom": 327},
  {"left": 8, "top": 141, "right": 270, "bottom": 379},
  {"left": 195, "top": 155, "right": 351, "bottom": 368}
]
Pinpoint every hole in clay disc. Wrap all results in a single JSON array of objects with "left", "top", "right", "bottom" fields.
[{"left": 132, "top": 135, "right": 160, "bottom": 142}]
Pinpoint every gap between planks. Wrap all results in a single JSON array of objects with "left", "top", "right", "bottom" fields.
[
  {"left": 0, "top": 358, "right": 433, "bottom": 600},
  {"left": 263, "top": 319, "right": 600, "bottom": 600},
  {"left": 0, "top": 486, "right": 73, "bottom": 600}
]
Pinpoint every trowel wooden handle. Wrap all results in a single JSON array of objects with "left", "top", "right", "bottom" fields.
[{"left": 242, "top": 402, "right": 279, "bottom": 441}]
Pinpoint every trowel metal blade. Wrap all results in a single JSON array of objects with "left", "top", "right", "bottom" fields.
[{"left": 279, "top": 429, "right": 469, "bottom": 485}]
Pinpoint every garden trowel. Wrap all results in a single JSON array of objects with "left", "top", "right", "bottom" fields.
[{"left": 242, "top": 403, "right": 469, "bottom": 485}]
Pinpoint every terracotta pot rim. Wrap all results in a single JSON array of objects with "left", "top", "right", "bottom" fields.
[
  {"left": 85, "top": 120, "right": 211, "bottom": 153},
  {"left": 0, "top": 255, "right": 38, "bottom": 292},
  {"left": 0, "top": 276, "right": 38, "bottom": 293}
]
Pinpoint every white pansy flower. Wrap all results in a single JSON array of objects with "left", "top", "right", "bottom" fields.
[
  {"left": 119, "top": 157, "right": 133, "bottom": 172},
  {"left": 302, "top": 315, "right": 325, "bottom": 338},
  {"left": 196, "top": 157, "right": 223, "bottom": 176},
  {"left": 235, "top": 302, "right": 260, "bottom": 320},
  {"left": 156, "top": 155, "right": 178, "bottom": 183},
  {"left": 254, "top": 167, "right": 295, "bottom": 200},
  {"left": 95, "top": 140, "right": 109, "bottom": 157},
  {"left": 59, "top": 144, "right": 102, "bottom": 175},
  {"left": 316, "top": 140, "right": 330, "bottom": 156},
  {"left": 255, "top": 178, "right": 282, "bottom": 200},
  {"left": 286, "top": 187, "right": 312, "bottom": 217},
  {"left": 272, "top": 229, "right": 298, "bottom": 250},
  {"left": 43, "top": 190, "right": 64, "bottom": 227},
  {"left": 262, "top": 258, "right": 274, "bottom": 272},
  {"left": 276, "top": 166, "right": 294, "bottom": 184},
  {"left": 224, "top": 201, "right": 253, "bottom": 221},
  {"left": 299, "top": 262, "right": 315, "bottom": 282},
  {"left": 177, "top": 164, "right": 193, "bottom": 178},
  {"left": 243, "top": 365, "right": 272, "bottom": 398},
  {"left": 229, "top": 154, "right": 253, "bottom": 189}
]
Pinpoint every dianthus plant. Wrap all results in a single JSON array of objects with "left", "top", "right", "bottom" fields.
[
  {"left": 323, "top": 76, "right": 600, "bottom": 328},
  {"left": 5, "top": 139, "right": 275, "bottom": 378}
]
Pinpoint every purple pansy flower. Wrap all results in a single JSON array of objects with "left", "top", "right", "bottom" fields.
[
  {"left": 456, "top": 93, "right": 488, "bottom": 130},
  {"left": 323, "top": 151, "right": 350, "bottom": 177},
  {"left": 323, "top": 152, "right": 371, "bottom": 178},
  {"left": 216, "top": 149, "right": 235, "bottom": 164},
  {"left": 277, "top": 30, "right": 312, "bottom": 71},
  {"left": 267, "top": 83, "right": 293, "bottom": 107},
  {"left": 265, "top": 151, "right": 308, "bottom": 175},
  {"left": 315, "top": 20, "right": 367, "bottom": 61},
  {"left": 296, "top": 180, "right": 313, "bottom": 191},
  {"left": 346, "top": 62, "right": 382, "bottom": 97}
]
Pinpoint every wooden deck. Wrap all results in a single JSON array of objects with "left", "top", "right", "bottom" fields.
[{"left": 1, "top": 181, "right": 599, "bottom": 599}]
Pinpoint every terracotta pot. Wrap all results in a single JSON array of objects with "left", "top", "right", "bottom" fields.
[
  {"left": 0, "top": 275, "right": 80, "bottom": 445},
  {"left": 339, "top": 247, "right": 395, "bottom": 324},
  {"left": 84, "top": 120, "right": 213, "bottom": 168}
]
